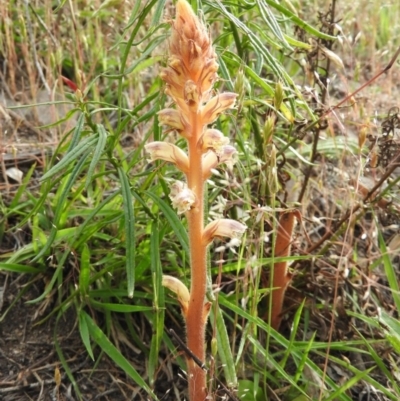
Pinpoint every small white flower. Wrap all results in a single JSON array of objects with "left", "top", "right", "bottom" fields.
[{"left": 169, "top": 181, "right": 196, "bottom": 214}]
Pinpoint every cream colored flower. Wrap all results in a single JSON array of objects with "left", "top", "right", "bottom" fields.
[
  {"left": 169, "top": 181, "right": 196, "bottom": 214},
  {"left": 203, "top": 219, "right": 247, "bottom": 245},
  {"left": 198, "top": 129, "right": 229, "bottom": 154},
  {"left": 162, "top": 275, "right": 190, "bottom": 315},
  {"left": 201, "top": 93, "right": 237, "bottom": 125},
  {"left": 145, "top": 142, "right": 189, "bottom": 173},
  {"left": 202, "top": 145, "right": 238, "bottom": 178},
  {"left": 158, "top": 108, "right": 189, "bottom": 134}
]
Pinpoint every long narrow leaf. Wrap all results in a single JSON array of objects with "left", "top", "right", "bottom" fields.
[
  {"left": 210, "top": 305, "right": 237, "bottom": 388},
  {"left": 33, "top": 152, "right": 91, "bottom": 261},
  {"left": 85, "top": 124, "right": 108, "bottom": 189},
  {"left": 148, "top": 220, "right": 165, "bottom": 385},
  {"left": 146, "top": 191, "right": 189, "bottom": 257},
  {"left": 40, "top": 135, "right": 97, "bottom": 181},
  {"left": 67, "top": 112, "right": 85, "bottom": 152},
  {"left": 378, "top": 229, "right": 400, "bottom": 311},
  {"left": 83, "top": 312, "right": 156, "bottom": 398},
  {"left": 118, "top": 167, "right": 136, "bottom": 298}
]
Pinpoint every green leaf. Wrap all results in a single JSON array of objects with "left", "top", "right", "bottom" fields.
[
  {"left": 0, "top": 262, "right": 45, "bottom": 274},
  {"left": 89, "top": 300, "right": 153, "bottom": 313},
  {"left": 210, "top": 305, "right": 237, "bottom": 388},
  {"left": 238, "top": 379, "right": 265, "bottom": 401},
  {"left": 54, "top": 326, "right": 83, "bottom": 400},
  {"left": 33, "top": 152, "right": 91, "bottom": 261},
  {"left": 9, "top": 163, "right": 37, "bottom": 209},
  {"left": 379, "top": 310, "right": 400, "bottom": 354},
  {"left": 83, "top": 312, "right": 156, "bottom": 399},
  {"left": 378, "top": 228, "right": 400, "bottom": 311},
  {"left": 85, "top": 124, "right": 108, "bottom": 190},
  {"left": 67, "top": 112, "right": 85, "bottom": 151},
  {"left": 256, "top": 0, "right": 291, "bottom": 49},
  {"left": 40, "top": 135, "right": 97, "bottom": 182},
  {"left": 79, "top": 244, "right": 91, "bottom": 295},
  {"left": 146, "top": 191, "right": 189, "bottom": 257},
  {"left": 118, "top": 167, "right": 135, "bottom": 298},
  {"left": 148, "top": 220, "right": 165, "bottom": 385},
  {"left": 79, "top": 309, "right": 94, "bottom": 360},
  {"left": 262, "top": 0, "right": 337, "bottom": 40}
]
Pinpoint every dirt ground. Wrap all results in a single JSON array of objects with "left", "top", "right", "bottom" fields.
[{"left": 0, "top": 273, "right": 188, "bottom": 401}]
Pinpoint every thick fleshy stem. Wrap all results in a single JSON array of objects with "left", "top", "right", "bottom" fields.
[
  {"left": 185, "top": 112, "right": 208, "bottom": 400},
  {"left": 269, "top": 210, "right": 300, "bottom": 330}
]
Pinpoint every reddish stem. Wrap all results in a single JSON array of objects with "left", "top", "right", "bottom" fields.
[{"left": 269, "top": 211, "right": 299, "bottom": 330}]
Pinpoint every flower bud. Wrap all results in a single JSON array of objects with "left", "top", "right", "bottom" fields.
[
  {"left": 263, "top": 116, "right": 275, "bottom": 145},
  {"left": 274, "top": 81, "right": 284, "bottom": 111},
  {"left": 267, "top": 144, "right": 279, "bottom": 195},
  {"left": 358, "top": 125, "right": 367, "bottom": 149},
  {"left": 162, "top": 275, "right": 190, "bottom": 315},
  {"left": 184, "top": 80, "right": 200, "bottom": 109}
]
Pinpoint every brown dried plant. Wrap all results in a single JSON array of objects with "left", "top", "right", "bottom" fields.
[{"left": 145, "top": 1, "right": 246, "bottom": 400}]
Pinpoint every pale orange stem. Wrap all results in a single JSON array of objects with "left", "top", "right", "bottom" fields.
[{"left": 185, "top": 112, "right": 208, "bottom": 401}]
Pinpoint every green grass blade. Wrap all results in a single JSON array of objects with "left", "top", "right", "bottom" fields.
[
  {"left": 148, "top": 220, "right": 165, "bottom": 385},
  {"left": 33, "top": 152, "right": 91, "bottom": 261},
  {"left": 146, "top": 191, "right": 189, "bottom": 257},
  {"left": 9, "top": 163, "right": 37, "bottom": 209},
  {"left": 263, "top": 0, "right": 337, "bottom": 40},
  {"left": 73, "top": 190, "right": 120, "bottom": 245},
  {"left": 256, "top": 0, "right": 291, "bottom": 48},
  {"left": 118, "top": 166, "right": 135, "bottom": 298},
  {"left": 54, "top": 330, "right": 83, "bottom": 400},
  {"left": 40, "top": 135, "right": 97, "bottom": 182},
  {"left": 79, "top": 243, "right": 91, "bottom": 295},
  {"left": 0, "top": 262, "right": 45, "bottom": 274},
  {"left": 378, "top": 228, "right": 400, "bottom": 311},
  {"left": 67, "top": 112, "right": 85, "bottom": 151},
  {"left": 210, "top": 305, "right": 238, "bottom": 388},
  {"left": 89, "top": 300, "right": 153, "bottom": 313},
  {"left": 85, "top": 124, "right": 108, "bottom": 190},
  {"left": 78, "top": 309, "right": 95, "bottom": 360},
  {"left": 323, "top": 368, "right": 374, "bottom": 401},
  {"left": 83, "top": 312, "right": 156, "bottom": 398}
]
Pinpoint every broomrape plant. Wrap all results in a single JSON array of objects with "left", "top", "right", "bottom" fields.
[{"left": 145, "top": 1, "right": 246, "bottom": 399}]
